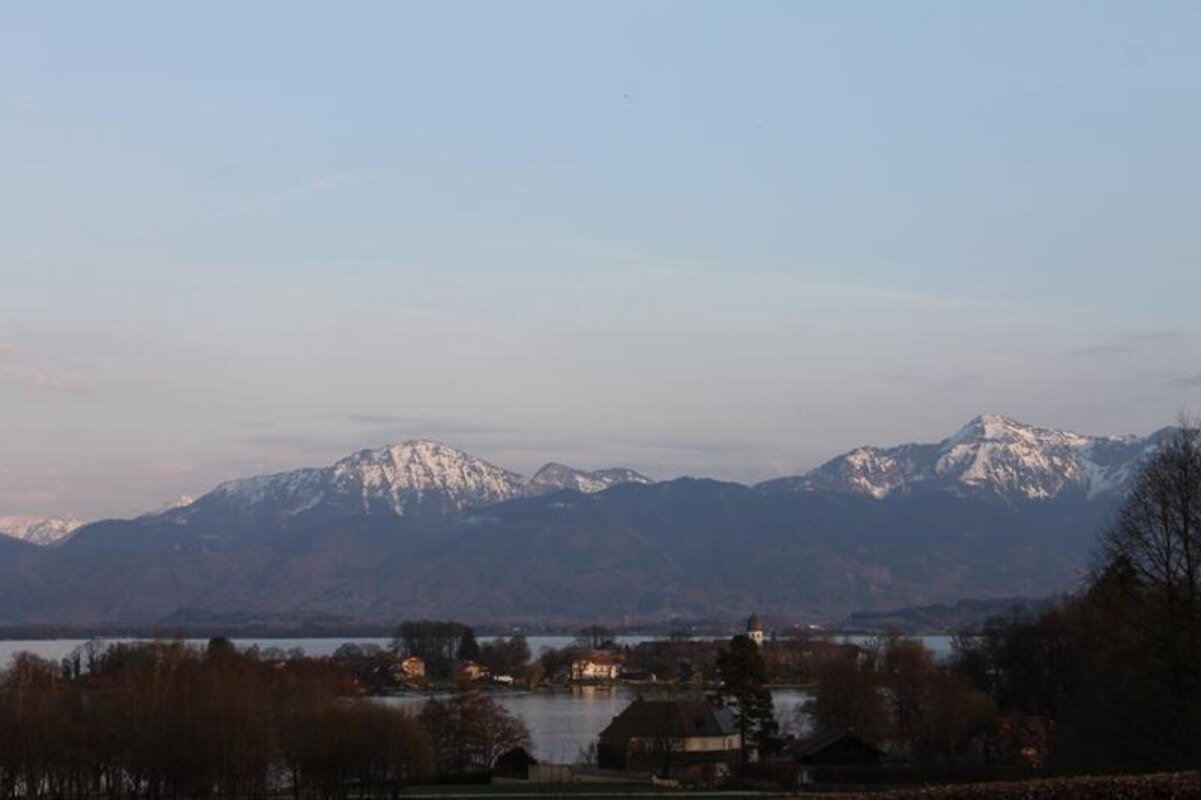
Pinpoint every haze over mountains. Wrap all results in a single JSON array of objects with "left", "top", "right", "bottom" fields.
[{"left": 0, "top": 415, "right": 1171, "bottom": 626}]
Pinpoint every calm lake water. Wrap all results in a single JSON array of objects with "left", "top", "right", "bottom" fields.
[
  {"left": 378, "top": 686, "right": 815, "bottom": 763},
  {"left": 0, "top": 634, "right": 951, "bottom": 761}
]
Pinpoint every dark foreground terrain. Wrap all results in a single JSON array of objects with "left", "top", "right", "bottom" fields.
[{"left": 829, "top": 772, "right": 1201, "bottom": 800}]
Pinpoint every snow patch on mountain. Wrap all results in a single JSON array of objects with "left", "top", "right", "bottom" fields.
[
  {"left": 0, "top": 515, "right": 83, "bottom": 545},
  {"left": 143, "top": 495, "right": 196, "bottom": 516}
]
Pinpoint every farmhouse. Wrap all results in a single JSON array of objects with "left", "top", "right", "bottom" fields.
[
  {"left": 597, "top": 697, "right": 742, "bottom": 774},
  {"left": 398, "top": 655, "right": 426, "bottom": 680},
  {"left": 570, "top": 651, "right": 623, "bottom": 682},
  {"left": 454, "top": 660, "right": 488, "bottom": 683}
]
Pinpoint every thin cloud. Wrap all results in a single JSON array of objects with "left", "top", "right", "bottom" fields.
[
  {"left": 345, "top": 413, "right": 519, "bottom": 436},
  {"left": 0, "top": 343, "right": 24, "bottom": 360},
  {"left": 22, "top": 373, "right": 87, "bottom": 395},
  {"left": 1071, "top": 330, "right": 1185, "bottom": 357},
  {"left": 119, "top": 460, "right": 196, "bottom": 480},
  {"left": 1127, "top": 330, "right": 1184, "bottom": 344},
  {"left": 1166, "top": 372, "right": 1201, "bottom": 389},
  {"left": 249, "top": 172, "right": 367, "bottom": 211},
  {"left": 0, "top": 467, "right": 62, "bottom": 511},
  {"left": 346, "top": 413, "right": 408, "bottom": 425},
  {"left": 239, "top": 434, "right": 326, "bottom": 450},
  {"left": 886, "top": 372, "right": 981, "bottom": 391},
  {"left": 941, "top": 373, "right": 982, "bottom": 391},
  {"left": 1072, "top": 344, "right": 1130, "bottom": 357},
  {"left": 633, "top": 437, "right": 753, "bottom": 457}
]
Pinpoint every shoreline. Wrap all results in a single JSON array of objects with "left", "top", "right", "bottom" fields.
[{"left": 0, "top": 625, "right": 959, "bottom": 642}]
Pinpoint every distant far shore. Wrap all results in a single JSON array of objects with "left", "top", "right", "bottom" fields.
[
  {"left": 0, "top": 622, "right": 962, "bottom": 643},
  {"left": 0, "top": 596, "right": 1053, "bottom": 642}
]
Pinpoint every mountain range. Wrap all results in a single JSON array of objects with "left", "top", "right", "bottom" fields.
[
  {"left": 0, "top": 516, "right": 83, "bottom": 546},
  {"left": 760, "top": 414, "right": 1163, "bottom": 501},
  {"left": 187, "top": 440, "right": 653, "bottom": 524},
  {"left": 0, "top": 415, "right": 1170, "bottom": 625}
]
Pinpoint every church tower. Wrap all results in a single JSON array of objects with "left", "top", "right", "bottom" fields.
[{"left": 746, "top": 612, "right": 764, "bottom": 646}]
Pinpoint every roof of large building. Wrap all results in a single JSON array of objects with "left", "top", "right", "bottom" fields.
[
  {"left": 599, "top": 697, "right": 738, "bottom": 742},
  {"left": 573, "top": 651, "right": 624, "bottom": 665},
  {"left": 792, "top": 729, "right": 884, "bottom": 762}
]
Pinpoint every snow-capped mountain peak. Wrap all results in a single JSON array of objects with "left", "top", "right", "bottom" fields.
[
  {"left": 935, "top": 416, "right": 1093, "bottom": 499},
  {"left": 0, "top": 515, "right": 84, "bottom": 545},
  {"left": 143, "top": 495, "right": 195, "bottom": 516},
  {"left": 183, "top": 440, "right": 654, "bottom": 521},
  {"left": 201, "top": 439, "right": 525, "bottom": 518},
  {"left": 758, "top": 415, "right": 1168, "bottom": 502},
  {"left": 526, "top": 463, "right": 653, "bottom": 495},
  {"left": 331, "top": 440, "right": 526, "bottom": 513}
]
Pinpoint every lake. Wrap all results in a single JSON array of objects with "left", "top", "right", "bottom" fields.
[{"left": 378, "top": 685, "right": 815, "bottom": 763}]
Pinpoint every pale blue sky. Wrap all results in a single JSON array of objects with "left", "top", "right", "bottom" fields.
[{"left": 2, "top": 2, "right": 1200, "bottom": 519}]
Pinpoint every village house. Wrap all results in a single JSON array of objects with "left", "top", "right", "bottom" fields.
[
  {"left": 570, "top": 651, "right": 623, "bottom": 682},
  {"left": 398, "top": 655, "right": 425, "bottom": 681},
  {"left": 597, "top": 697, "right": 742, "bottom": 777},
  {"left": 454, "top": 660, "right": 488, "bottom": 683}
]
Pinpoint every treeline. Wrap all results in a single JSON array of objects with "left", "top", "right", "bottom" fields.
[
  {"left": 949, "top": 423, "right": 1201, "bottom": 773},
  {"left": 385, "top": 620, "right": 532, "bottom": 682},
  {"left": 950, "top": 575, "right": 1200, "bottom": 773},
  {"left": 391, "top": 621, "right": 861, "bottom": 688},
  {"left": 805, "top": 633, "right": 996, "bottom": 763},
  {"left": 390, "top": 620, "right": 477, "bottom": 677},
  {"left": 0, "top": 639, "right": 528, "bottom": 799}
]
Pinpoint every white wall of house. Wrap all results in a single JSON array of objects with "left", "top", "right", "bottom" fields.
[
  {"left": 628, "top": 734, "right": 741, "bottom": 754},
  {"left": 572, "top": 660, "right": 620, "bottom": 680}
]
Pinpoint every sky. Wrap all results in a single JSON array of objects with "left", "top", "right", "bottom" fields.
[{"left": 3, "top": 1, "right": 1201, "bottom": 520}]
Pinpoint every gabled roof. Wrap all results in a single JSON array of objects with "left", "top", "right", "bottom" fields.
[
  {"left": 792, "top": 729, "right": 883, "bottom": 760},
  {"left": 600, "top": 698, "right": 737, "bottom": 742},
  {"left": 574, "top": 651, "right": 624, "bottom": 665}
]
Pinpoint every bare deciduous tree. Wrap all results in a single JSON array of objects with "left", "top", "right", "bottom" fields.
[{"left": 1099, "top": 417, "right": 1201, "bottom": 763}]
